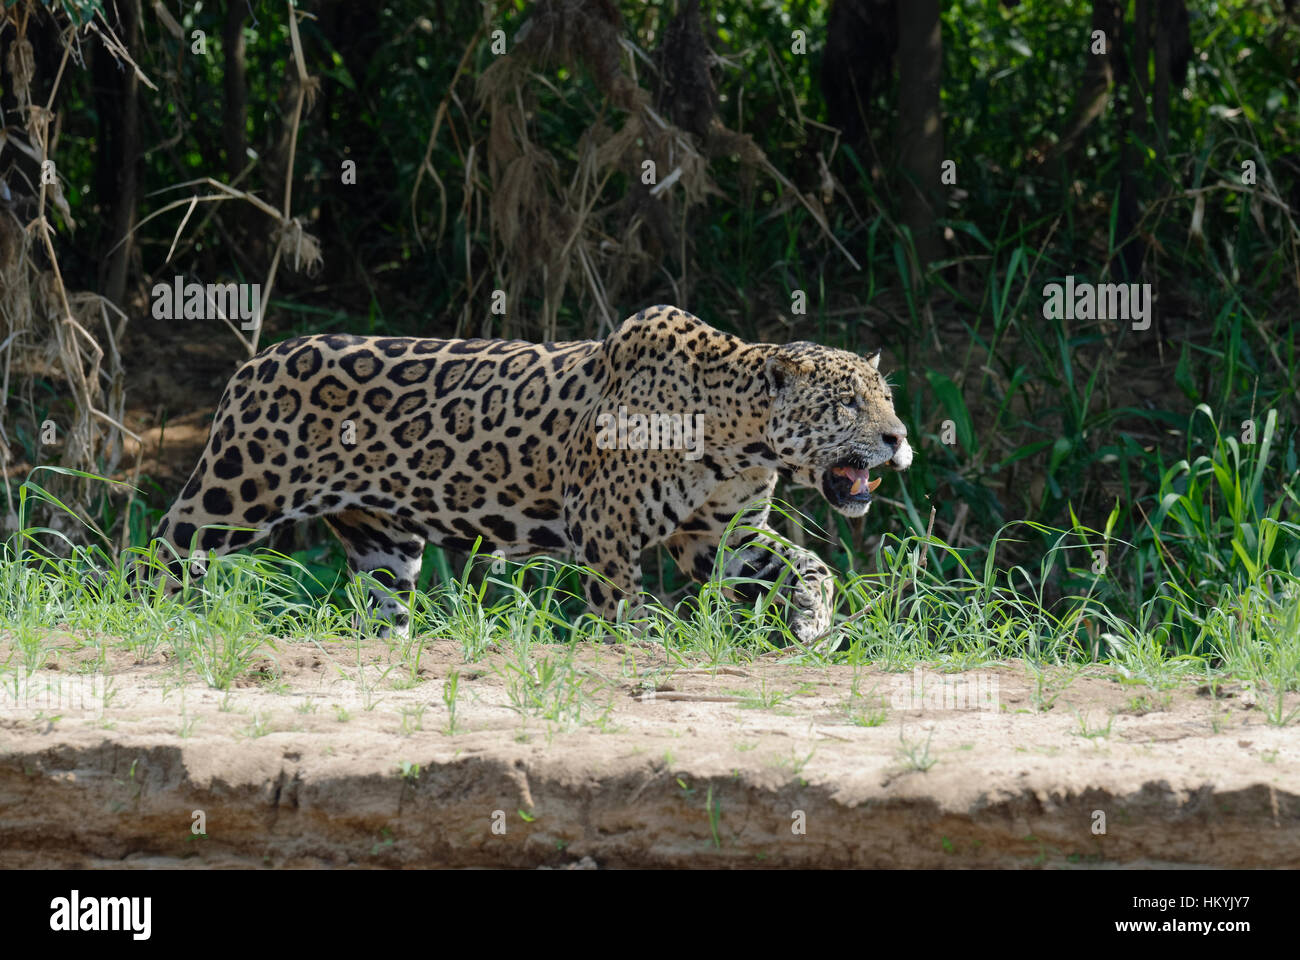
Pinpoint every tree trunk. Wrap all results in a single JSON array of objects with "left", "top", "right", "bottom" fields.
[
  {"left": 895, "top": 0, "right": 944, "bottom": 277},
  {"left": 1153, "top": 0, "right": 1174, "bottom": 161},
  {"left": 222, "top": 2, "right": 248, "bottom": 183},
  {"left": 1036, "top": 1, "right": 1122, "bottom": 173},
  {"left": 1132, "top": 0, "right": 1150, "bottom": 147},
  {"left": 99, "top": 0, "right": 141, "bottom": 309}
]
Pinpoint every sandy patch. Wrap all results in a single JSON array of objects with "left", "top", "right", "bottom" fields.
[{"left": 0, "top": 637, "right": 1296, "bottom": 868}]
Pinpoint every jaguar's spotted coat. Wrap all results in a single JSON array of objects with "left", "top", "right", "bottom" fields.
[{"left": 153, "top": 305, "right": 912, "bottom": 640}]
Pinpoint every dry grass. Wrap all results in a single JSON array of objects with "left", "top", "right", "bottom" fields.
[
  {"left": 411, "top": 0, "right": 854, "bottom": 342},
  {"left": 0, "top": 2, "right": 137, "bottom": 535},
  {"left": 0, "top": 1, "right": 327, "bottom": 546}
]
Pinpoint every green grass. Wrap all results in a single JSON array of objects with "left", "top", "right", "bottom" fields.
[
  {"left": 9, "top": 3, "right": 1299, "bottom": 744},
  {"left": 2, "top": 442, "right": 1297, "bottom": 731}
]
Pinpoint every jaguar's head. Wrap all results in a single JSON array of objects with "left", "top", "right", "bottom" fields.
[{"left": 762, "top": 342, "right": 912, "bottom": 518}]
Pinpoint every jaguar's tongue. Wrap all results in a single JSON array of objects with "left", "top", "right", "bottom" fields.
[{"left": 832, "top": 466, "right": 883, "bottom": 496}]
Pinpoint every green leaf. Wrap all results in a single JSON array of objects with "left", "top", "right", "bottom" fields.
[{"left": 925, "top": 371, "right": 976, "bottom": 453}]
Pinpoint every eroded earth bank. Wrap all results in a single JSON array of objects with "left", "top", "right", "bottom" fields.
[{"left": 1, "top": 637, "right": 1297, "bottom": 868}]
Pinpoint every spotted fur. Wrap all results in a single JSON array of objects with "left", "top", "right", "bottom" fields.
[{"left": 152, "top": 306, "right": 912, "bottom": 640}]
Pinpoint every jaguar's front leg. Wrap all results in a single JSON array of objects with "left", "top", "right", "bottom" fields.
[
  {"left": 667, "top": 525, "right": 836, "bottom": 645},
  {"left": 579, "top": 561, "right": 644, "bottom": 630},
  {"left": 725, "top": 535, "right": 835, "bottom": 645},
  {"left": 571, "top": 527, "right": 646, "bottom": 639}
]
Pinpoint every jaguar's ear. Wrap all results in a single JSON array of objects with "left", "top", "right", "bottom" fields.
[
  {"left": 866, "top": 349, "right": 882, "bottom": 371},
  {"left": 764, "top": 347, "right": 816, "bottom": 397}
]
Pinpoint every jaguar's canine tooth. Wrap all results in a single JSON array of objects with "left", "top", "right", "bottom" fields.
[{"left": 833, "top": 464, "right": 876, "bottom": 496}]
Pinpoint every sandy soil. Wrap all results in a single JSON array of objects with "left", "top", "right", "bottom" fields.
[{"left": 0, "top": 636, "right": 1296, "bottom": 868}]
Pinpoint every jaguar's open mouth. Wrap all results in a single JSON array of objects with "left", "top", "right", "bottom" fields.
[{"left": 822, "top": 457, "right": 883, "bottom": 508}]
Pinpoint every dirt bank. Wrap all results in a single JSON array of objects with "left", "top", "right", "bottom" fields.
[{"left": 1, "top": 638, "right": 1296, "bottom": 868}]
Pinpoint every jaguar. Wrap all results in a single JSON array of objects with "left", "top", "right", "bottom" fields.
[{"left": 151, "top": 305, "right": 912, "bottom": 642}]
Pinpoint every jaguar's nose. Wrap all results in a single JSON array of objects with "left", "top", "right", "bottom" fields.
[{"left": 880, "top": 419, "right": 907, "bottom": 454}]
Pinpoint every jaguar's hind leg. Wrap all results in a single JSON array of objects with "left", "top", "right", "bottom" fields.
[
  {"left": 146, "top": 472, "right": 285, "bottom": 595},
  {"left": 324, "top": 508, "right": 426, "bottom": 639}
]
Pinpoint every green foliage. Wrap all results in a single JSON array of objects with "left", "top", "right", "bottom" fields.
[{"left": 6, "top": 0, "right": 1300, "bottom": 664}]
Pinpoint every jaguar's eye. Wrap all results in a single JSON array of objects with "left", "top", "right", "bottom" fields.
[{"left": 840, "top": 397, "right": 862, "bottom": 415}]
